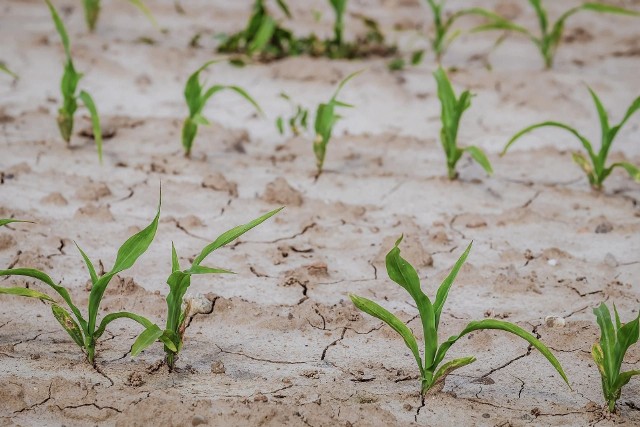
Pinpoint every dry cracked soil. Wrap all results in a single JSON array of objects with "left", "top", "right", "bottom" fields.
[{"left": 1, "top": 0, "right": 640, "bottom": 426}]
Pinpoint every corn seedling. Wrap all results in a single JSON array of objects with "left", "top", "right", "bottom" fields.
[
  {"left": 45, "top": 0, "right": 103, "bottom": 163},
  {"left": 592, "top": 303, "right": 640, "bottom": 412},
  {"left": 217, "top": 0, "right": 299, "bottom": 61},
  {"left": 425, "top": 1, "right": 508, "bottom": 61},
  {"left": 218, "top": 0, "right": 393, "bottom": 61},
  {"left": 473, "top": 1, "right": 639, "bottom": 69},
  {"left": 131, "top": 207, "right": 283, "bottom": 370},
  {"left": 276, "top": 93, "right": 309, "bottom": 136},
  {"left": 0, "top": 63, "right": 17, "bottom": 79},
  {"left": 350, "top": 237, "right": 570, "bottom": 395},
  {"left": 313, "top": 70, "right": 360, "bottom": 177},
  {"left": 82, "top": 0, "right": 157, "bottom": 32},
  {"left": 0, "top": 194, "right": 175, "bottom": 365},
  {"left": 182, "top": 60, "right": 262, "bottom": 157},
  {"left": 502, "top": 88, "right": 640, "bottom": 190},
  {"left": 434, "top": 67, "right": 492, "bottom": 180}
]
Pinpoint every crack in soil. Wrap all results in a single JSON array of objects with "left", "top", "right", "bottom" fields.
[
  {"left": 55, "top": 402, "right": 122, "bottom": 414},
  {"left": 216, "top": 344, "right": 311, "bottom": 365},
  {"left": 230, "top": 222, "right": 317, "bottom": 247},
  {"left": 414, "top": 394, "right": 426, "bottom": 422},
  {"left": 13, "top": 381, "right": 53, "bottom": 413},
  {"left": 320, "top": 327, "right": 347, "bottom": 361},
  {"left": 92, "top": 363, "right": 115, "bottom": 387}
]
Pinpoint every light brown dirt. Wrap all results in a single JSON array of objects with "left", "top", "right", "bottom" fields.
[{"left": 1, "top": 0, "right": 639, "bottom": 426}]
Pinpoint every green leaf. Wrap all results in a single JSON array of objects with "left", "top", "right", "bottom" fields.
[
  {"left": 0, "top": 219, "right": 32, "bottom": 227},
  {"left": 609, "top": 162, "right": 640, "bottom": 183},
  {"left": 594, "top": 303, "right": 617, "bottom": 383},
  {"left": 276, "top": 117, "right": 285, "bottom": 134},
  {"left": 385, "top": 236, "right": 437, "bottom": 369},
  {"left": 581, "top": 2, "right": 640, "bottom": 17},
  {"left": 188, "top": 265, "right": 235, "bottom": 275},
  {"left": 94, "top": 310, "right": 156, "bottom": 340},
  {"left": 75, "top": 242, "right": 98, "bottom": 285},
  {"left": 128, "top": 0, "right": 159, "bottom": 28},
  {"left": 463, "top": 146, "right": 493, "bottom": 175},
  {"left": 171, "top": 243, "right": 180, "bottom": 273},
  {"left": 52, "top": 304, "right": 85, "bottom": 348},
  {"left": 131, "top": 325, "right": 163, "bottom": 357},
  {"left": 275, "top": 0, "right": 292, "bottom": 18},
  {"left": 0, "top": 286, "right": 55, "bottom": 302},
  {"left": 572, "top": 152, "right": 594, "bottom": 176},
  {"left": 0, "top": 63, "right": 18, "bottom": 79},
  {"left": 613, "top": 311, "right": 640, "bottom": 373},
  {"left": 436, "top": 319, "right": 570, "bottom": 388},
  {"left": 609, "top": 96, "right": 640, "bottom": 141},
  {"left": 192, "top": 207, "right": 283, "bottom": 267},
  {"left": 45, "top": 0, "right": 71, "bottom": 60},
  {"left": 502, "top": 121, "right": 597, "bottom": 164},
  {"left": 433, "top": 242, "right": 471, "bottom": 328},
  {"left": 587, "top": 87, "right": 610, "bottom": 141},
  {"left": 248, "top": 15, "right": 276, "bottom": 54},
  {"left": 614, "top": 370, "right": 640, "bottom": 390},
  {"left": 0, "top": 268, "right": 85, "bottom": 330},
  {"left": 430, "top": 356, "right": 476, "bottom": 388},
  {"left": 350, "top": 294, "right": 423, "bottom": 375},
  {"left": 331, "top": 70, "right": 363, "bottom": 102},
  {"left": 224, "top": 86, "right": 263, "bottom": 115},
  {"left": 78, "top": 90, "right": 103, "bottom": 164},
  {"left": 88, "top": 194, "right": 161, "bottom": 335}
]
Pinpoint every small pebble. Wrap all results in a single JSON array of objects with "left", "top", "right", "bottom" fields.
[
  {"left": 545, "top": 316, "right": 566, "bottom": 328},
  {"left": 211, "top": 361, "right": 226, "bottom": 374},
  {"left": 547, "top": 259, "right": 557, "bottom": 266},
  {"left": 595, "top": 221, "right": 613, "bottom": 234}
]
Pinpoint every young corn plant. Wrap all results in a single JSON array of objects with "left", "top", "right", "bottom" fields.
[
  {"left": 473, "top": 1, "right": 640, "bottom": 68},
  {"left": 131, "top": 207, "right": 283, "bottom": 370},
  {"left": 182, "top": 60, "right": 262, "bottom": 157},
  {"left": 350, "top": 237, "right": 570, "bottom": 395},
  {"left": 425, "top": 0, "right": 508, "bottom": 61},
  {"left": 0, "top": 195, "right": 176, "bottom": 365},
  {"left": 313, "top": 70, "right": 360, "bottom": 177},
  {"left": 83, "top": 0, "right": 157, "bottom": 32},
  {"left": 592, "top": 303, "right": 640, "bottom": 413},
  {"left": 502, "top": 88, "right": 640, "bottom": 190},
  {"left": 46, "top": 0, "right": 103, "bottom": 163},
  {"left": 217, "top": 0, "right": 299, "bottom": 61},
  {"left": 434, "top": 67, "right": 492, "bottom": 180},
  {"left": 276, "top": 93, "right": 309, "bottom": 137}
]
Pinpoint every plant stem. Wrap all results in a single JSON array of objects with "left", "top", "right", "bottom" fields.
[
  {"left": 86, "top": 343, "right": 95, "bottom": 365},
  {"left": 447, "top": 165, "right": 458, "bottom": 180},
  {"left": 166, "top": 352, "right": 175, "bottom": 371},
  {"left": 608, "top": 399, "right": 615, "bottom": 413}
]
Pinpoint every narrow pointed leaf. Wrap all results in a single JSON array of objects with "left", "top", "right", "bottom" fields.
[
  {"left": 52, "top": 304, "right": 85, "bottom": 348},
  {"left": 434, "top": 242, "right": 472, "bottom": 328},
  {"left": 463, "top": 146, "right": 493, "bottom": 175},
  {"left": 350, "top": 294, "right": 423, "bottom": 375},
  {"left": 0, "top": 219, "right": 32, "bottom": 227},
  {"left": 0, "top": 287, "right": 54, "bottom": 302},
  {"left": 131, "top": 325, "right": 164, "bottom": 357},
  {"left": 78, "top": 91, "right": 103, "bottom": 163},
  {"left": 192, "top": 207, "right": 283, "bottom": 267}
]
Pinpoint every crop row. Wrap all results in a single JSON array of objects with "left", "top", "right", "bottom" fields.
[{"left": 1, "top": 201, "right": 638, "bottom": 413}]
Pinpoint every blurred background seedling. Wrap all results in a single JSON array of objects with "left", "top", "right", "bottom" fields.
[
  {"left": 131, "top": 208, "right": 283, "bottom": 370},
  {"left": 181, "top": 60, "right": 262, "bottom": 157},
  {"left": 276, "top": 93, "right": 309, "bottom": 136},
  {"left": 350, "top": 237, "right": 570, "bottom": 395},
  {"left": 502, "top": 88, "right": 640, "bottom": 190},
  {"left": 473, "top": 1, "right": 640, "bottom": 69},
  {"left": 0, "top": 194, "right": 174, "bottom": 365},
  {"left": 46, "top": 0, "right": 103, "bottom": 163},
  {"left": 434, "top": 67, "right": 492, "bottom": 180},
  {"left": 424, "top": 0, "right": 508, "bottom": 62},
  {"left": 217, "top": 0, "right": 394, "bottom": 62},
  {"left": 83, "top": 0, "right": 157, "bottom": 32},
  {"left": 592, "top": 303, "right": 640, "bottom": 413}
]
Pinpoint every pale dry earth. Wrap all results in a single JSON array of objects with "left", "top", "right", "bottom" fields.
[{"left": 1, "top": 0, "right": 640, "bottom": 426}]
